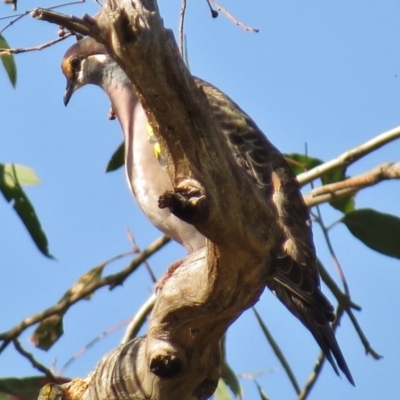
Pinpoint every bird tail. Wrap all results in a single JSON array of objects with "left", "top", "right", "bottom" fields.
[{"left": 269, "top": 280, "right": 355, "bottom": 386}]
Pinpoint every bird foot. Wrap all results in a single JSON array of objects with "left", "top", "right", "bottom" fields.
[{"left": 108, "top": 105, "right": 117, "bottom": 120}]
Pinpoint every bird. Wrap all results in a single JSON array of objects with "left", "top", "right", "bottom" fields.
[{"left": 61, "top": 36, "right": 354, "bottom": 385}]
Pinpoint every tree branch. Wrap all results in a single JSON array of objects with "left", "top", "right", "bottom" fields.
[
  {"left": 0, "top": 235, "right": 170, "bottom": 353},
  {"left": 303, "top": 161, "right": 400, "bottom": 208},
  {"left": 298, "top": 126, "right": 400, "bottom": 186},
  {"left": 0, "top": 34, "right": 71, "bottom": 55},
  {"left": 12, "top": 339, "right": 58, "bottom": 382},
  {"left": 35, "top": 0, "right": 280, "bottom": 398},
  {"left": 209, "top": 0, "right": 259, "bottom": 32},
  {"left": 121, "top": 293, "right": 156, "bottom": 345},
  {"left": 31, "top": 8, "right": 101, "bottom": 39},
  {"left": 312, "top": 205, "right": 351, "bottom": 296},
  {"left": 178, "top": 0, "right": 187, "bottom": 56}
]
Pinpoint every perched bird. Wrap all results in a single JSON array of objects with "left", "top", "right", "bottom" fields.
[
  {"left": 61, "top": 36, "right": 354, "bottom": 385},
  {"left": 61, "top": 38, "right": 204, "bottom": 254}
]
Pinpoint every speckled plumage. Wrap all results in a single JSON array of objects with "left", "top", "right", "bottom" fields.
[{"left": 61, "top": 37, "right": 353, "bottom": 385}]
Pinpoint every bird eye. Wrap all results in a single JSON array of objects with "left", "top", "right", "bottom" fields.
[{"left": 70, "top": 57, "right": 81, "bottom": 72}]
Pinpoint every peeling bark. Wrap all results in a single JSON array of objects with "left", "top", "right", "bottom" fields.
[{"left": 34, "top": 1, "right": 279, "bottom": 399}]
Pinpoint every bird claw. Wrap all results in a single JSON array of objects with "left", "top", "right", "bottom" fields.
[{"left": 108, "top": 105, "right": 117, "bottom": 120}]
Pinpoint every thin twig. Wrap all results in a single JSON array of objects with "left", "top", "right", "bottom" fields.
[
  {"left": 313, "top": 162, "right": 400, "bottom": 195},
  {"left": 209, "top": 0, "right": 259, "bottom": 32},
  {"left": 0, "top": 11, "right": 27, "bottom": 21},
  {"left": 298, "top": 125, "right": 400, "bottom": 186},
  {"left": 126, "top": 229, "right": 157, "bottom": 283},
  {"left": 58, "top": 316, "right": 132, "bottom": 375},
  {"left": 308, "top": 162, "right": 400, "bottom": 201},
  {"left": 317, "top": 259, "right": 360, "bottom": 311},
  {"left": 297, "top": 350, "right": 326, "bottom": 400},
  {"left": 346, "top": 308, "right": 382, "bottom": 360},
  {"left": 0, "top": 1, "right": 86, "bottom": 34},
  {"left": 121, "top": 293, "right": 157, "bottom": 344},
  {"left": 0, "top": 235, "right": 170, "bottom": 354},
  {"left": 303, "top": 161, "right": 400, "bottom": 207},
  {"left": 318, "top": 259, "right": 381, "bottom": 356},
  {"left": 311, "top": 207, "right": 350, "bottom": 296},
  {"left": 0, "top": 10, "right": 29, "bottom": 34},
  {"left": 304, "top": 187, "right": 357, "bottom": 208},
  {"left": 12, "top": 339, "right": 58, "bottom": 381},
  {"left": 178, "top": 0, "right": 187, "bottom": 57},
  {"left": 0, "top": 34, "right": 71, "bottom": 55}
]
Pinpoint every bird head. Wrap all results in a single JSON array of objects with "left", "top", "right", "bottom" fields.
[{"left": 61, "top": 37, "right": 111, "bottom": 106}]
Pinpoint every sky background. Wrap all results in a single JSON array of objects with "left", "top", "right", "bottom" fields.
[{"left": 1, "top": 1, "right": 400, "bottom": 399}]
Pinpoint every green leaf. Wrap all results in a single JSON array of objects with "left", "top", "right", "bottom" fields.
[
  {"left": 321, "top": 166, "right": 355, "bottom": 213},
  {"left": 327, "top": 194, "right": 355, "bottom": 214},
  {"left": 31, "top": 264, "right": 105, "bottom": 349},
  {"left": 342, "top": 208, "right": 400, "bottom": 258},
  {"left": 2, "top": 163, "right": 40, "bottom": 186},
  {"left": 253, "top": 308, "right": 300, "bottom": 394},
  {"left": 0, "top": 34, "right": 17, "bottom": 87},
  {"left": 0, "top": 163, "right": 52, "bottom": 258},
  {"left": 254, "top": 379, "right": 270, "bottom": 400},
  {"left": 60, "top": 264, "right": 105, "bottom": 302},
  {"left": 320, "top": 166, "right": 343, "bottom": 186},
  {"left": 284, "top": 153, "right": 323, "bottom": 176},
  {"left": 0, "top": 376, "right": 70, "bottom": 400},
  {"left": 106, "top": 142, "right": 125, "bottom": 172},
  {"left": 221, "top": 362, "right": 242, "bottom": 399},
  {"left": 30, "top": 313, "right": 64, "bottom": 350},
  {"left": 214, "top": 378, "right": 231, "bottom": 400}
]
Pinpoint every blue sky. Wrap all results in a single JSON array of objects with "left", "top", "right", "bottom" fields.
[{"left": 1, "top": 1, "right": 400, "bottom": 399}]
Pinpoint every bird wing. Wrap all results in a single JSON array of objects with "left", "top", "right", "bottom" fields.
[{"left": 195, "top": 78, "right": 354, "bottom": 384}]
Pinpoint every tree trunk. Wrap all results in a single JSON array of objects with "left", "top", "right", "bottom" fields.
[{"left": 34, "top": 1, "right": 279, "bottom": 398}]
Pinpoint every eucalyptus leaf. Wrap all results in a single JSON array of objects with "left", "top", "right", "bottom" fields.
[
  {"left": 284, "top": 153, "right": 323, "bottom": 176},
  {"left": 0, "top": 163, "right": 52, "bottom": 257},
  {"left": 342, "top": 209, "right": 400, "bottom": 259},
  {"left": 106, "top": 142, "right": 125, "bottom": 172},
  {"left": 0, "top": 34, "right": 17, "bottom": 87},
  {"left": 1, "top": 163, "right": 40, "bottom": 187}
]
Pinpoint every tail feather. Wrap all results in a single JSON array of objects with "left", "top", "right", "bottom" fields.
[{"left": 269, "top": 281, "right": 355, "bottom": 385}]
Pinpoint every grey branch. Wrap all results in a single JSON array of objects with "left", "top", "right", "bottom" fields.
[
  {"left": 298, "top": 125, "right": 400, "bottom": 186},
  {"left": 37, "top": 0, "right": 278, "bottom": 399},
  {"left": 120, "top": 293, "right": 156, "bottom": 345},
  {"left": 303, "top": 161, "right": 400, "bottom": 208},
  {"left": 0, "top": 235, "right": 169, "bottom": 351},
  {"left": 0, "top": 34, "right": 71, "bottom": 55}
]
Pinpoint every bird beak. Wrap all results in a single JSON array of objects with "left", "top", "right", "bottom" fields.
[{"left": 63, "top": 79, "right": 76, "bottom": 106}]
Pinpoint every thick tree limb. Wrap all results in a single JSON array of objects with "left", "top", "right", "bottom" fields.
[{"left": 35, "top": 1, "right": 279, "bottom": 399}]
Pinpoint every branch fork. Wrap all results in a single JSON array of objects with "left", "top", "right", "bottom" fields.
[{"left": 34, "top": 1, "right": 276, "bottom": 399}]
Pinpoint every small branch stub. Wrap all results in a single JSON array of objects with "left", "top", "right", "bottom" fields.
[
  {"left": 158, "top": 178, "right": 208, "bottom": 225},
  {"left": 147, "top": 339, "right": 186, "bottom": 378}
]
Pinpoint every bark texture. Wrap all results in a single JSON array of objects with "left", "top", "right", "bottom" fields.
[{"left": 35, "top": 1, "right": 279, "bottom": 398}]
